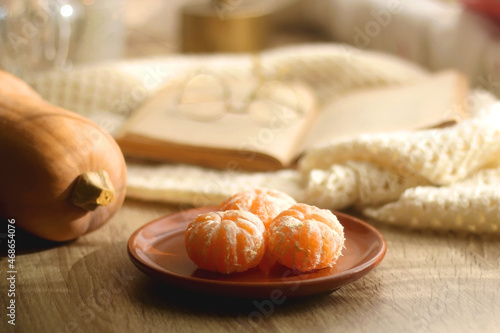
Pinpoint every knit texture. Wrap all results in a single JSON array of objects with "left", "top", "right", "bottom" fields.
[{"left": 27, "top": 44, "right": 500, "bottom": 234}]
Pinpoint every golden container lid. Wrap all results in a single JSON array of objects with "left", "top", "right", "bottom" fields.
[{"left": 181, "top": 2, "right": 273, "bottom": 53}]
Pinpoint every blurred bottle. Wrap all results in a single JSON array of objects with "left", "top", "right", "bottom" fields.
[{"left": 76, "top": 0, "right": 124, "bottom": 64}]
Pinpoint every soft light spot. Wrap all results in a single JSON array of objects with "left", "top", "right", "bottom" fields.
[{"left": 60, "top": 4, "right": 74, "bottom": 17}]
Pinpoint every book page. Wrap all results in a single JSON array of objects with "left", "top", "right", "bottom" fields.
[
  {"left": 117, "top": 76, "right": 318, "bottom": 168},
  {"left": 301, "top": 71, "right": 468, "bottom": 151}
]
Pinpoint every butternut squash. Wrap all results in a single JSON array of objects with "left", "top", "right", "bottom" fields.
[{"left": 0, "top": 71, "right": 127, "bottom": 241}]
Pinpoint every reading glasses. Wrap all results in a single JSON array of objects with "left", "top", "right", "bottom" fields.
[{"left": 174, "top": 70, "right": 315, "bottom": 128}]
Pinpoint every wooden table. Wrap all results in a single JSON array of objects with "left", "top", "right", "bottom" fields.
[{"left": 1, "top": 199, "right": 499, "bottom": 333}]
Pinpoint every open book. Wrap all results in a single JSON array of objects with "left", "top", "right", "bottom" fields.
[{"left": 116, "top": 70, "right": 468, "bottom": 171}]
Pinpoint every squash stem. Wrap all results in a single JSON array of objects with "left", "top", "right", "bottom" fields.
[{"left": 71, "top": 170, "right": 115, "bottom": 211}]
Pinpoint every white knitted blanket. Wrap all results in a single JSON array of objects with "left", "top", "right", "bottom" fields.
[{"left": 27, "top": 44, "right": 500, "bottom": 234}]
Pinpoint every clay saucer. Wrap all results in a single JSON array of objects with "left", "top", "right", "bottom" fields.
[{"left": 128, "top": 206, "right": 387, "bottom": 298}]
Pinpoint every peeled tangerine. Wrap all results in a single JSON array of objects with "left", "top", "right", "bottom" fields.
[
  {"left": 219, "top": 188, "right": 296, "bottom": 229},
  {"left": 267, "top": 203, "right": 345, "bottom": 272},
  {"left": 185, "top": 210, "right": 266, "bottom": 274}
]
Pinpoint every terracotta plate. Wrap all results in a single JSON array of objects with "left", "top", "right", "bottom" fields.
[{"left": 128, "top": 206, "right": 387, "bottom": 298}]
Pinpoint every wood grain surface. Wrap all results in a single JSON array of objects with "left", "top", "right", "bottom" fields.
[{"left": 1, "top": 199, "right": 499, "bottom": 333}]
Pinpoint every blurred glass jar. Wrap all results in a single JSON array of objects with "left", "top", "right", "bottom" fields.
[{"left": 0, "top": 0, "right": 124, "bottom": 77}]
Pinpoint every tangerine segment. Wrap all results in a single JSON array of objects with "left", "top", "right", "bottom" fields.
[
  {"left": 267, "top": 203, "right": 344, "bottom": 272},
  {"left": 185, "top": 210, "right": 266, "bottom": 274},
  {"left": 219, "top": 188, "right": 297, "bottom": 229}
]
